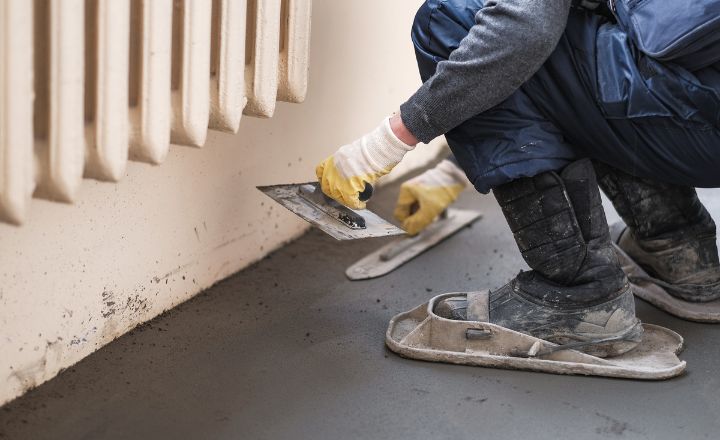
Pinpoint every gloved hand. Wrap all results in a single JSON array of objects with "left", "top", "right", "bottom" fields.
[
  {"left": 394, "top": 159, "right": 468, "bottom": 235},
  {"left": 316, "top": 117, "right": 414, "bottom": 209}
]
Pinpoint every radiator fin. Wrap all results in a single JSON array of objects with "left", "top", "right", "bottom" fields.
[
  {"left": 84, "top": 0, "right": 131, "bottom": 181},
  {"left": 33, "top": 0, "right": 86, "bottom": 203},
  {"left": 0, "top": 0, "right": 35, "bottom": 224},
  {"left": 244, "top": 0, "right": 281, "bottom": 118},
  {"left": 210, "top": 0, "right": 248, "bottom": 133},
  {"left": 170, "top": 0, "right": 212, "bottom": 147},
  {"left": 278, "top": 0, "right": 311, "bottom": 103},
  {"left": 129, "top": 0, "right": 173, "bottom": 165}
]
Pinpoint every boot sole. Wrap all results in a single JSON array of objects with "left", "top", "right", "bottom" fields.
[
  {"left": 610, "top": 223, "right": 720, "bottom": 302},
  {"left": 613, "top": 242, "right": 720, "bottom": 323}
]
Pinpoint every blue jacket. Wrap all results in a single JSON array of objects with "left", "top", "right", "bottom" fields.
[{"left": 411, "top": 0, "right": 720, "bottom": 192}]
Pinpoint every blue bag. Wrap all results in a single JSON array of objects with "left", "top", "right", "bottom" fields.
[{"left": 610, "top": 0, "right": 720, "bottom": 70}]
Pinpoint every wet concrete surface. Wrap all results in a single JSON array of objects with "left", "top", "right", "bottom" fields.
[{"left": 2, "top": 185, "right": 720, "bottom": 440}]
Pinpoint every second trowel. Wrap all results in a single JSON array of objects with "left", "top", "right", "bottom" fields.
[
  {"left": 257, "top": 182, "right": 405, "bottom": 240},
  {"left": 346, "top": 209, "right": 482, "bottom": 280}
]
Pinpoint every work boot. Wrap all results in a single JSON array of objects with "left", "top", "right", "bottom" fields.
[
  {"left": 435, "top": 159, "right": 642, "bottom": 358},
  {"left": 594, "top": 162, "right": 720, "bottom": 303}
]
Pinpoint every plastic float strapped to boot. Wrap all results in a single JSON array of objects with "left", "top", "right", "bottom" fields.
[{"left": 386, "top": 292, "right": 686, "bottom": 380}]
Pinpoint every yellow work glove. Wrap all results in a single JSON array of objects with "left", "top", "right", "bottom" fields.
[
  {"left": 316, "top": 117, "right": 414, "bottom": 209},
  {"left": 394, "top": 159, "right": 469, "bottom": 235}
]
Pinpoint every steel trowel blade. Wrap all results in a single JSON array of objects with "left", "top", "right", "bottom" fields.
[
  {"left": 346, "top": 209, "right": 482, "bottom": 280},
  {"left": 257, "top": 182, "right": 405, "bottom": 240}
]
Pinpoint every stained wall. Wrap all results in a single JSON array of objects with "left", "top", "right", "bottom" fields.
[{"left": 0, "top": 0, "right": 444, "bottom": 405}]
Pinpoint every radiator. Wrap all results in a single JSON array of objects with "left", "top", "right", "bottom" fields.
[{"left": 0, "top": 0, "right": 312, "bottom": 225}]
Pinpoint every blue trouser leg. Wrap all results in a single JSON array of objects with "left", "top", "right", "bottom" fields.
[
  {"left": 411, "top": 1, "right": 720, "bottom": 192},
  {"left": 411, "top": 0, "right": 576, "bottom": 194}
]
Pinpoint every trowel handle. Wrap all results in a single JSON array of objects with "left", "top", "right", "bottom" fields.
[{"left": 359, "top": 182, "right": 374, "bottom": 202}]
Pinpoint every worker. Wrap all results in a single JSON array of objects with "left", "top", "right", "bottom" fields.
[{"left": 316, "top": 0, "right": 720, "bottom": 357}]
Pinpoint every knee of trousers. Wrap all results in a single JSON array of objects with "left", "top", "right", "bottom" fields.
[{"left": 410, "top": 0, "right": 485, "bottom": 80}]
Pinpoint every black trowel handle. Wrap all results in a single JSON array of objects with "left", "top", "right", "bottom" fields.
[{"left": 359, "top": 182, "right": 374, "bottom": 202}]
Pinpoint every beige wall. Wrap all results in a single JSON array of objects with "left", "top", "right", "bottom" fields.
[{"left": 0, "top": 0, "right": 442, "bottom": 405}]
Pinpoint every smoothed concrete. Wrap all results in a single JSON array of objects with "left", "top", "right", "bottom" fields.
[{"left": 2, "top": 185, "right": 720, "bottom": 440}]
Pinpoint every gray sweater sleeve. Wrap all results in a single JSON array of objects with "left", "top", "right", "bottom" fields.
[{"left": 400, "top": 0, "right": 572, "bottom": 144}]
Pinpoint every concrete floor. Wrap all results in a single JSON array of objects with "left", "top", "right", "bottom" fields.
[{"left": 2, "top": 184, "right": 720, "bottom": 440}]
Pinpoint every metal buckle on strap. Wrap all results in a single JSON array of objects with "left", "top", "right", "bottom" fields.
[{"left": 465, "top": 328, "right": 493, "bottom": 340}]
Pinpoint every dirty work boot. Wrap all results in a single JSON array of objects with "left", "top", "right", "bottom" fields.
[
  {"left": 435, "top": 159, "right": 643, "bottom": 358},
  {"left": 594, "top": 162, "right": 720, "bottom": 303}
]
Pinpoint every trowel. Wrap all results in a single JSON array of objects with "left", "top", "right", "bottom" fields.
[
  {"left": 257, "top": 182, "right": 405, "bottom": 240},
  {"left": 346, "top": 209, "right": 482, "bottom": 280}
]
